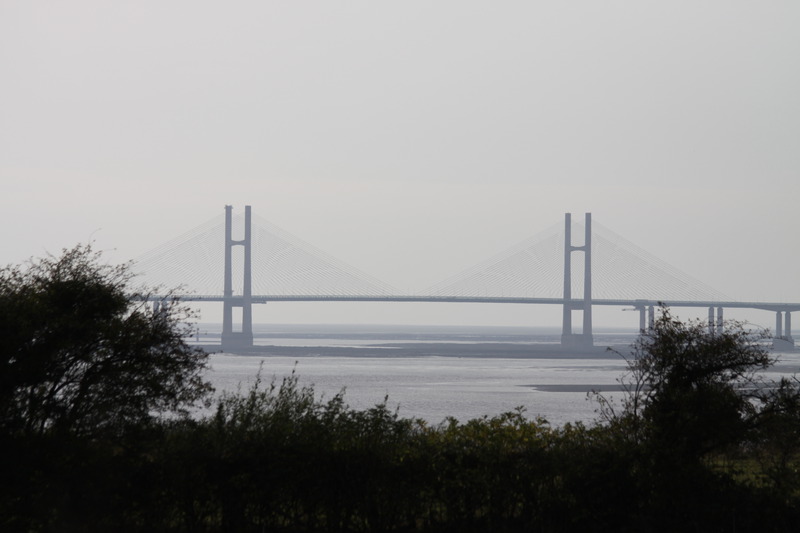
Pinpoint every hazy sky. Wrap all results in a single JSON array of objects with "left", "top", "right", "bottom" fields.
[{"left": 2, "top": 1, "right": 798, "bottom": 328}]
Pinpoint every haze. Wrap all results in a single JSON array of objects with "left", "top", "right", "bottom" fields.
[{"left": 1, "top": 1, "right": 798, "bottom": 328}]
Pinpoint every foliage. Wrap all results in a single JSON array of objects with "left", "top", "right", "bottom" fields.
[
  {"left": 5, "top": 287, "right": 800, "bottom": 531},
  {"left": 591, "top": 306, "right": 800, "bottom": 529},
  {"left": 5, "top": 365, "right": 800, "bottom": 532},
  {"left": 596, "top": 307, "right": 780, "bottom": 461},
  {"left": 0, "top": 244, "right": 212, "bottom": 438},
  {"left": 150, "top": 369, "right": 431, "bottom": 532}
]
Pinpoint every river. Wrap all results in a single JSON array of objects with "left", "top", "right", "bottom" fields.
[{"left": 197, "top": 324, "right": 799, "bottom": 427}]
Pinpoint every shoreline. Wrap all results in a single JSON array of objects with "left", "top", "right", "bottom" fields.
[{"left": 193, "top": 341, "right": 631, "bottom": 359}]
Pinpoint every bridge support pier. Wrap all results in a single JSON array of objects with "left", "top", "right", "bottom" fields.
[
  {"left": 152, "top": 298, "right": 168, "bottom": 317},
  {"left": 222, "top": 205, "right": 254, "bottom": 352},
  {"left": 634, "top": 304, "right": 655, "bottom": 332},
  {"left": 773, "top": 311, "right": 795, "bottom": 350},
  {"left": 707, "top": 307, "right": 724, "bottom": 335},
  {"left": 561, "top": 213, "right": 593, "bottom": 348}
]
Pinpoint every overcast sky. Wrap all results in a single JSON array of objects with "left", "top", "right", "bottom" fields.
[{"left": 1, "top": 1, "right": 798, "bottom": 328}]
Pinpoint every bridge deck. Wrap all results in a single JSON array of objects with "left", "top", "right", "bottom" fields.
[{"left": 148, "top": 294, "right": 800, "bottom": 313}]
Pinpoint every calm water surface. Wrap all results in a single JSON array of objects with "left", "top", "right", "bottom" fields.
[{"left": 199, "top": 324, "right": 799, "bottom": 427}]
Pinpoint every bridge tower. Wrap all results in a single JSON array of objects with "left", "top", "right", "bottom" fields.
[
  {"left": 221, "top": 205, "right": 254, "bottom": 351},
  {"left": 561, "top": 213, "right": 593, "bottom": 348}
]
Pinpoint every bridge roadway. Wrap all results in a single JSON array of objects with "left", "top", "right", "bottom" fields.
[{"left": 163, "top": 294, "right": 800, "bottom": 313}]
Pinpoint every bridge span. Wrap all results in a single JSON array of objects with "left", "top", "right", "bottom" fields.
[
  {"left": 180, "top": 293, "right": 800, "bottom": 312},
  {"left": 174, "top": 294, "right": 799, "bottom": 349},
  {"left": 144, "top": 206, "right": 798, "bottom": 351}
]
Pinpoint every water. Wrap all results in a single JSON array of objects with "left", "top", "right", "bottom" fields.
[{"left": 198, "top": 324, "right": 800, "bottom": 427}]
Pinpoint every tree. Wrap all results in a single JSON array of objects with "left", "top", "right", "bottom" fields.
[
  {"left": 596, "top": 306, "right": 795, "bottom": 465},
  {"left": 589, "top": 307, "right": 800, "bottom": 529},
  {"left": 0, "top": 244, "right": 212, "bottom": 438}
]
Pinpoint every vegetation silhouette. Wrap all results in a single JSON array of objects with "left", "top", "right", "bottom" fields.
[
  {"left": 2, "top": 249, "right": 800, "bottom": 531},
  {"left": 0, "top": 244, "right": 212, "bottom": 439}
]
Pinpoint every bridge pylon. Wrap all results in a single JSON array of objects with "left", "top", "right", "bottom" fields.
[
  {"left": 221, "top": 205, "right": 254, "bottom": 351},
  {"left": 561, "top": 213, "right": 593, "bottom": 348}
]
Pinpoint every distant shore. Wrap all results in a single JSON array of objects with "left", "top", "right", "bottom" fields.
[{"left": 193, "top": 341, "right": 630, "bottom": 359}]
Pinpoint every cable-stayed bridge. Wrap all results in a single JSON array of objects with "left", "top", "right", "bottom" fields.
[{"left": 134, "top": 206, "right": 799, "bottom": 351}]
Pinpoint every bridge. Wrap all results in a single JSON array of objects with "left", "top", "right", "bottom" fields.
[{"left": 135, "top": 206, "right": 799, "bottom": 351}]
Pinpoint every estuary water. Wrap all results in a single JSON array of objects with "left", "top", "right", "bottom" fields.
[{"left": 198, "top": 324, "right": 800, "bottom": 427}]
